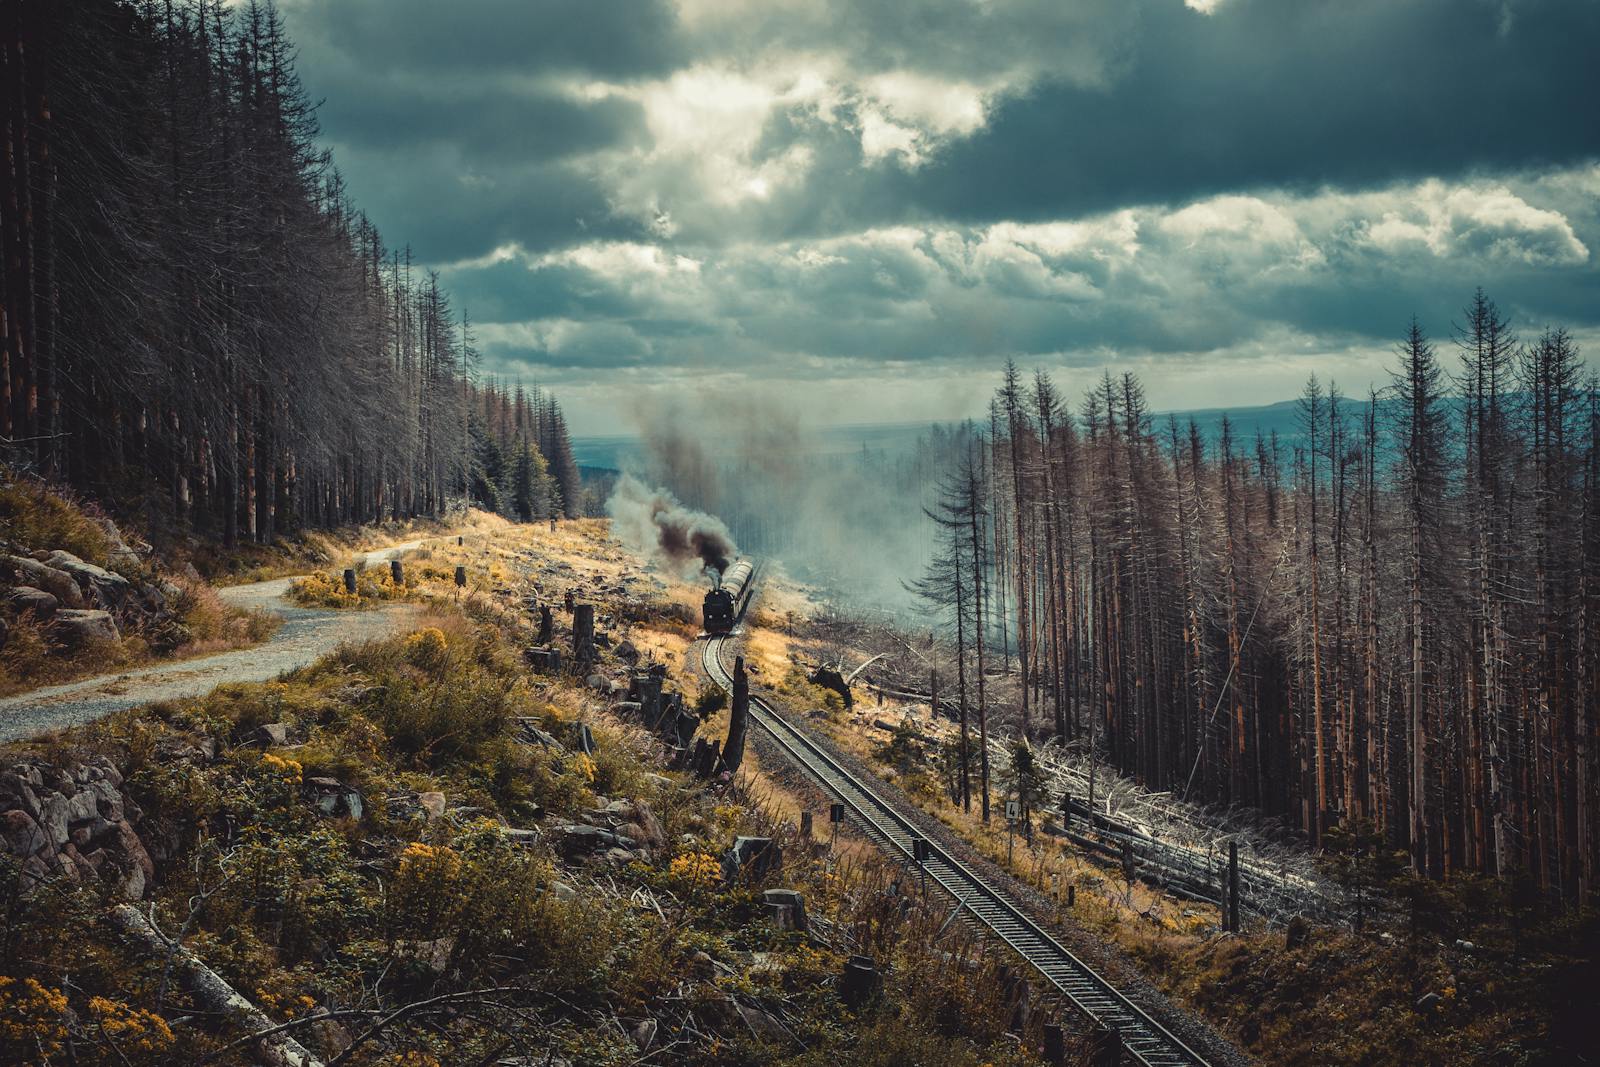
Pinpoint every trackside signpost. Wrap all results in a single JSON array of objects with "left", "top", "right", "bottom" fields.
[{"left": 1006, "top": 799, "right": 1020, "bottom": 865}]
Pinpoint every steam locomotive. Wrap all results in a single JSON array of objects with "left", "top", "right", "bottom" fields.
[{"left": 702, "top": 559, "right": 756, "bottom": 634}]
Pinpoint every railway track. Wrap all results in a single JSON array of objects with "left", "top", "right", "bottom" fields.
[{"left": 702, "top": 632, "right": 1214, "bottom": 1067}]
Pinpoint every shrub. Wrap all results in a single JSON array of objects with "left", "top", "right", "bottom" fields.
[
  {"left": 694, "top": 687, "right": 727, "bottom": 719},
  {"left": 0, "top": 612, "right": 54, "bottom": 685},
  {"left": 87, "top": 996, "right": 175, "bottom": 1061},
  {"left": 0, "top": 976, "right": 69, "bottom": 1061},
  {"left": 404, "top": 628, "right": 451, "bottom": 676},
  {"left": 0, "top": 474, "right": 113, "bottom": 565},
  {"left": 375, "top": 672, "right": 517, "bottom": 768}
]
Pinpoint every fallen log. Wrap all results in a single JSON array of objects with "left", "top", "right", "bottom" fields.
[{"left": 107, "top": 904, "right": 326, "bottom": 1067}]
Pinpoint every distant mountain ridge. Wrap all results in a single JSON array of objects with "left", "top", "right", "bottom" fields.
[{"left": 573, "top": 395, "right": 1471, "bottom": 470}]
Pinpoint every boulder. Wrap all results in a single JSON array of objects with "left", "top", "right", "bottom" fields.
[
  {"left": 2, "top": 556, "right": 84, "bottom": 608},
  {"left": 304, "top": 778, "right": 364, "bottom": 820},
  {"left": 418, "top": 791, "right": 446, "bottom": 819},
  {"left": 0, "top": 771, "right": 42, "bottom": 820},
  {"left": 763, "top": 889, "right": 808, "bottom": 933},
  {"left": 65, "top": 788, "right": 98, "bottom": 826},
  {"left": 553, "top": 823, "right": 626, "bottom": 858},
  {"left": 37, "top": 793, "right": 71, "bottom": 847},
  {"left": 504, "top": 828, "right": 542, "bottom": 848},
  {"left": 44, "top": 550, "right": 133, "bottom": 607},
  {"left": 614, "top": 639, "right": 640, "bottom": 663},
  {"left": 252, "top": 723, "right": 290, "bottom": 747},
  {"left": 722, "top": 837, "right": 782, "bottom": 882},
  {"left": 629, "top": 800, "right": 666, "bottom": 849},
  {"left": 1, "top": 809, "right": 49, "bottom": 857},
  {"left": 52, "top": 609, "right": 120, "bottom": 646},
  {"left": 6, "top": 586, "right": 59, "bottom": 620},
  {"left": 733, "top": 1000, "right": 793, "bottom": 1045}
]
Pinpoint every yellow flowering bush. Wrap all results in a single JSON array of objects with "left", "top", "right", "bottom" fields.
[
  {"left": 260, "top": 751, "right": 303, "bottom": 783},
  {"left": 389, "top": 842, "right": 464, "bottom": 938},
  {"left": 287, "top": 569, "right": 362, "bottom": 608},
  {"left": 0, "top": 976, "right": 68, "bottom": 1059},
  {"left": 88, "top": 996, "right": 175, "bottom": 1058},
  {"left": 404, "top": 628, "right": 451, "bottom": 675},
  {"left": 381, "top": 1052, "right": 441, "bottom": 1067},
  {"left": 668, "top": 851, "right": 721, "bottom": 891}
]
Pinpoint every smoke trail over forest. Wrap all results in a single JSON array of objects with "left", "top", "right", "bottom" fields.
[
  {"left": 606, "top": 475, "right": 737, "bottom": 577},
  {"left": 619, "top": 392, "right": 970, "bottom": 613}
]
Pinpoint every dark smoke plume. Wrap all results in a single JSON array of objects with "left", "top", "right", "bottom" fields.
[{"left": 607, "top": 475, "right": 736, "bottom": 578}]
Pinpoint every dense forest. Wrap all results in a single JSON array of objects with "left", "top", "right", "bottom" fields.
[
  {"left": 0, "top": 0, "right": 582, "bottom": 540},
  {"left": 919, "top": 294, "right": 1598, "bottom": 899}
]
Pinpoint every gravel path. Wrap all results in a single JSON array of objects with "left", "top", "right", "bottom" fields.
[{"left": 0, "top": 539, "right": 432, "bottom": 743}]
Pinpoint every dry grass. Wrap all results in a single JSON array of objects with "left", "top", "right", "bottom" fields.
[{"left": 0, "top": 474, "right": 115, "bottom": 567}]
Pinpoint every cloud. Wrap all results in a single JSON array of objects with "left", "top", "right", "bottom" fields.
[
  {"left": 273, "top": 0, "right": 1599, "bottom": 431},
  {"left": 449, "top": 171, "right": 1596, "bottom": 409}
]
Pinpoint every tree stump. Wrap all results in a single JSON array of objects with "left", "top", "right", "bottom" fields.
[
  {"left": 572, "top": 603, "right": 595, "bottom": 661},
  {"left": 840, "top": 955, "right": 881, "bottom": 1010}
]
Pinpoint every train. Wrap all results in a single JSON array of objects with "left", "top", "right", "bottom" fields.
[{"left": 702, "top": 559, "right": 756, "bottom": 634}]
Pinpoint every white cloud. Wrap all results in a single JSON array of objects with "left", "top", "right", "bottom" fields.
[
  {"left": 858, "top": 108, "right": 923, "bottom": 165},
  {"left": 1357, "top": 180, "right": 1588, "bottom": 266}
]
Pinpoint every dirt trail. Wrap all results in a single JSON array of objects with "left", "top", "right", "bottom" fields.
[{"left": 0, "top": 539, "right": 433, "bottom": 743}]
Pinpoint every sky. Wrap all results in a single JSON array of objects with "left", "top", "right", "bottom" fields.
[{"left": 279, "top": 0, "right": 1600, "bottom": 435}]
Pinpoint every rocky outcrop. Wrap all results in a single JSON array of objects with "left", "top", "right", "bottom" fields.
[
  {"left": 1, "top": 518, "right": 196, "bottom": 656},
  {"left": 0, "top": 758, "right": 156, "bottom": 900},
  {"left": 43, "top": 550, "right": 133, "bottom": 610},
  {"left": 52, "top": 608, "right": 121, "bottom": 646},
  {"left": 6, "top": 585, "right": 59, "bottom": 620},
  {"left": 2, "top": 555, "right": 86, "bottom": 609}
]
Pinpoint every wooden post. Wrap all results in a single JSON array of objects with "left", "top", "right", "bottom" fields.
[
  {"left": 724, "top": 655, "right": 749, "bottom": 774},
  {"left": 1043, "top": 1023, "right": 1067, "bottom": 1066},
  {"left": 1067, "top": 884, "right": 1076, "bottom": 908},
  {"left": 390, "top": 559, "right": 404, "bottom": 585},
  {"left": 1227, "top": 840, "right": 1241, "bottom": 932},
  {"left": 454, "top": 565, "right": 466, "bottom": 588},
  {"left": 800, "top": 811, "right": 814, "bottom": 839},
  {"left": 640, "top": 673, "right": 664, "bottom": 729},
  {"left": 536, "top": 604, "right": 553, "bottom": 645},
  {"left": 1090, "top": 1023, "right": 1122, "bottom": 1067},
  {"left": 342, "top": 568, "right": 356, "bottom": 594}
]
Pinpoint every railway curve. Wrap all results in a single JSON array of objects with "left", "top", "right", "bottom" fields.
[{"left": 701, "top": 630, "right": 1217, "bottom": 1067}]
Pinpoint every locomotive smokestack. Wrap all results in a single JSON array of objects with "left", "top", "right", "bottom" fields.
[{"left": 607, "top": 475, "right": 738, "bottom": 577}]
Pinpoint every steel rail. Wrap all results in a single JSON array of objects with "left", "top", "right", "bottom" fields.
[{"left": 702, "top": 632, "right": 1214, "bottom": 1067}]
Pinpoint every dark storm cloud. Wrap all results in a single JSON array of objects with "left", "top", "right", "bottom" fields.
[
  {"left": 320, "top": 141, "right": 644, "bottom": 261},
  {"left": 803, "top": 0, "right": 1600, "bottom": 235},
  {"left": 288, "top": 0, "right": 687, "bottom": 81},
  {"left": 316, "top": 78, "right": 647, "bottom": 165}
]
